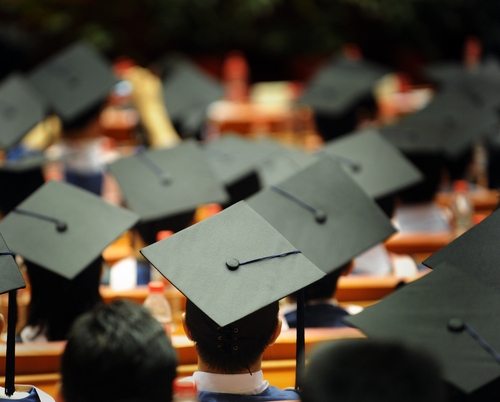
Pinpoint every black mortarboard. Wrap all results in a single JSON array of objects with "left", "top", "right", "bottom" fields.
[
  {"left": 107, "top": 139, "right": 229, "bottom": 224},
  {"left": 0, "top": 73, "right": 48, "bottom": 151},
  {"left": 346, "top": 209, "right": 500, "bottom": 398},
  {"left": 161, "top": 54, "right": 224, "bottom": 135},
  {"left": 27, "top": 41, "right": 117, "bottom": 127},
  {"left": 141, "top": 201, "right": 325, "bottom": 327},
  {"left": 320, "top": 128, "right": 423, "bottom": 199},
  {"left": 201, "top": 134, "right": 280, "bottom": 204},
  {"left": 256, "top": 142, "right": 319, "bottom": 188},
  {"left": 0, "top": 233, "right": 25, "bottom": 300},
  {"left": 0, "top": 180, "right": 139, "bottom": 280},
  {"left": 246, "top": 157, "right": 396, "bottom": 274},
  {"left": 298, "top": 56, "right": 389, "bottom": 117},
  {"left": 0, "top": 234, "right": 26, "bottom": 396},
  {"left": 425, "top": 57, "right": 500, "bottom": 111},
  {"left": 381, "top": 87, "right": 499, "bottom": 158}
]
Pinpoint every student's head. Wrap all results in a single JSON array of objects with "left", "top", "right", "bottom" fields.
[
  {"left": 289, "top": 261, "right": 353, "bottom": 303},
  {"left": 302, "top": 338, "right": 446, "bottom": 402},
  {"left": 61, "top": 299, "right": 177, "bottom": 402},
  {"left": 25, "top": 256, "right": 104, "bottom": 341},
  {"left": 183, "top": 299, "right": 281, "bottom": 374}
]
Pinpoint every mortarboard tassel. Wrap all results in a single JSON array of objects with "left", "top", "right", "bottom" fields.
[
  {"left": 448, "top": 318, "right": 500, "bottom": 364},
  {"left": 225, "top": 250, "right": 301, "bottom": 270},
  {"left": 295, "top": 288, "right": 306, "bottom": 392},
  {"left": 5, "top": 290, "right": 17, "bottom": 397},
  {"left": 324, "top": 153, "right": 362, "bottom": 173},
  {"left": 270, "top": 186, "right": 327, "bottom": 223},
  {"left": 136, "top": 151, "right": 173, "bottom": 185},
  {"left": 14, "top": 208, "right": 67, "bottom": 232}
]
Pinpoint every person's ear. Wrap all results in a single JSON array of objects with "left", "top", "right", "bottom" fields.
[
  {"left": 268, "top": 317, "right": 282, "bottom": 346},
  {"left": 182, "top": 312, "right": 193, "bottom": 341}
]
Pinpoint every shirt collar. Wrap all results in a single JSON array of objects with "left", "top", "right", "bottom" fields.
[{"left": 193, "top": 370, "right": 269, "bottom": 394}]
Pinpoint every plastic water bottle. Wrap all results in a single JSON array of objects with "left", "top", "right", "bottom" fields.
[
  {"left": 143, "top": 281, "right": 172, "bottom": 338},
  {"left": 450, "top": 180, "right": 473, "bottom": 238}
]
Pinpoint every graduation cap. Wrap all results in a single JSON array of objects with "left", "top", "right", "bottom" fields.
[
  {"left": 107, "top": 139, "right": 229, "bottom": 226},
  {"left": 141, "top": 201, "right": 325, "bottom": 388},
  {"left": 346, "top": 208, "right": 500, "bottom": 398},
  {"left": 27, "top": 41, "right": 117, "bottom": 127},
  {"left": 298, "top": 56, "right": 390, "bottom": 117},
  {"left": 381, "top": 87, "right": 499, "bottom": 159},
  {"left": 0, "top": 73, "right": 49, "bottom": 151},
  {"left": 0, "top": 233, "right": 27, "bottom": 396},
  {"left": 255, "top": 141, "right": 319, "bottom": 188},
  {"left": 201, "top": 134, "right": 282, "bottom": 204},
  {"left": 319, "top": 128, "right": 423, "bottom": 199},
  {"left": 425, "top": 57, "right": 500, "bottom": 111},
  {"left": 246, "top": 157, "right": 396, "bottom": 274},
  {"left": 160, "top": 54, "right": 224, "bottom": 135},
  {"left": 0, "top": 180, "right": 139, "bottom": 280}
]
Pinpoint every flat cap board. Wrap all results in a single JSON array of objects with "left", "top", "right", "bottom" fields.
[
  {"left": 27, "top": 41, "right": 117, "bottom": 125},
  {"left": 0, "top": 180, "right": 139, "bottom": 279},
  {"left": 247, "top": 157, "right": 396, "bottom": 274},
  {"left": 320, "top": 129, "right": 423, "bottom": 198},
  {"left": 141, "top": 201, "right": 325, "bottom": 327},
  {"left": 107, "top": 139, "right": 229, "bottom": 222},
  {"left": 0, "top": 73, "right": 48, "bottom": 150}
]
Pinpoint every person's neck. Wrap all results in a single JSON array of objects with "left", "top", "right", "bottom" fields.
[{"left": 198, "top": 357, "right": 261, "bottom": 374}]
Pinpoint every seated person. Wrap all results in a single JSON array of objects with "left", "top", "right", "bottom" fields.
[
  {"left": 301, "top": 338, "right": 446, "bottom": 402},
  {"left": 21, "top": 257, "right": 104, "bottom": 342},
  {"left": 181, "top": 299, "right": 300, "bottom": 402},
  {"left": 282, "top": 262, "right": 356, "bottom": 328},
  {"left": 59, "top": 299, "right": 177, "bottom": 402},
  {"left": 393, "top": 154, "right": 450, "bottom": 233}
]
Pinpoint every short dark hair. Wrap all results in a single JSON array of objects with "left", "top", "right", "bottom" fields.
[
  {"left": 185, "top": 299, "right": 279, "bottom": 373},
  {"left": 289, "top": 261, "right": 350, "bottom": 303},
  {"left": 302, "top": 339, "right": 446, "bottom": 402},
  {"left": 61, "top": 299, "right": 177, "bottom": 402},
  {"left": 25, "top": 257, "right": 104, "bottom": 341}
]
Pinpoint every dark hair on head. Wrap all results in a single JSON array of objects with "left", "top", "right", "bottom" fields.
[
  {"left": 302, "top": 339, "right": 446, "bottom": 402},
  {"left": 62, "top": 100, "right": 106, "bottom": 133},
  {"left": 25, "top": 256, "right": 104, "bottom": 341},
  {"left": 289, "top": 261, "right": 350, "bottom": 303},
  {"left": 61, "top": 299, "right": 177, "bottom": 402},
  {"left": 185, "top": 299, "right": 279, "bottom": 373},
  {"left": 398, "top": 153, "right": 444, "bottom": 204}
]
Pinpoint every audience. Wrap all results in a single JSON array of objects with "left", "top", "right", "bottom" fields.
[
  {"left": 60, "top": 299, "right": 177, "bottom": 402},
  {"left": 301, "top": 338, "right": 447, "bottom": 402}
]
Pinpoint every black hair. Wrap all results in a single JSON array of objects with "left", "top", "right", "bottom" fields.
[
  {"left": 24, "top": 256, "right": 104, "bottom": 341},
  {"left": 289, "top": 261, "right": 351, "bottom": 303},
  {"left": 185, "top": 299, "right": 279, "bottom": 374},
  {"left": 398, "top": 153, "right": 444, "bottom": 204},
  {"left": 302, "top": 339, "right": 446, "bottom": 402},
  {"left": 62, "top": 101, "right": 106, "bottom": 133},
  {"left": 61, "top": 299, "right": 177, "bottom": 402}
]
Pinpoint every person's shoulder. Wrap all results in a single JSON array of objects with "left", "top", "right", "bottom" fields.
[{"left": 198, "top": 387, "right": 299, "bottom": 402}]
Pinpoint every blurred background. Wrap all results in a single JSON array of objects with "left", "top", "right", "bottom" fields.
[{"left": 2, "top": 0, "right": 500, "bottom": 83}]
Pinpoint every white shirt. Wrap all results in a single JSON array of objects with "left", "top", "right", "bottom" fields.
[{"left": 180, "top": 371, "right": 269, "bottom": 395}]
